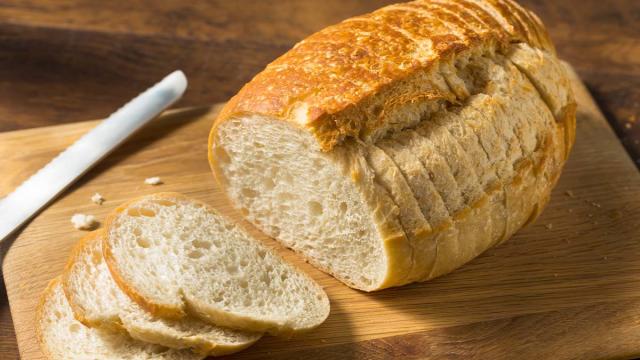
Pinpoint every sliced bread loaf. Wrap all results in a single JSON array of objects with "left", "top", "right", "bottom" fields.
[
  {"left": 37, "top": 277, "right": 199, "bottom": 360},
  {"left": 210, "top": 0, "right": 575, "bottom": 290},
  {"left": 63, "top": 230, "right": 261, "bottom": 356},
  {"left": 103, "top": 192, "right": 330, "bottom": 335}
]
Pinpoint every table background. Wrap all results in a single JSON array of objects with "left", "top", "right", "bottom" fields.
[{"left": 0, "top": 1, "right": 638, "bottom": 358}]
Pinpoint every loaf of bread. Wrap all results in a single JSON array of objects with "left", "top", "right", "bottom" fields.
[{"left": 209, "top": 0, "right": 576, "bottom": 291}]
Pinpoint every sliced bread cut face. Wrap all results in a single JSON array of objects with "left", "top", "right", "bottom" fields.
[
  {"left": 103, "top": 193, "right": 330, "bottom": 335},
  {"left": 37, "top": 277, "right": 199, "bottom": 360},
  {"left": 63, "top": 231, "right": 261, "bottom": 356},
  {"left": 213, "top": 115, "right": 412, "bottom": 291}
]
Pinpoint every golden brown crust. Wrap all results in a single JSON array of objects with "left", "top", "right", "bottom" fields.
[{"left": 211, "top": 0, "right": 554, "bottom": 152}]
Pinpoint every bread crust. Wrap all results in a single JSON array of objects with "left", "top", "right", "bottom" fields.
[
  {"left": 62, "top": 230, "right": 128, "bottom": 333},
  {"left": 210, "top": 0, "right": 552, "bottom": 152}
]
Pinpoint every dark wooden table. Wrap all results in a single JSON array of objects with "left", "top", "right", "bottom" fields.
[{"left": 0, "top": 1, "right": 638, "bottom": 358}]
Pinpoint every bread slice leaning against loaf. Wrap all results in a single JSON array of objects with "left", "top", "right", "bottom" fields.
[
  {"left": 103, "top": 192, "right": 330, "bottom": 336},
  {"left": 63, "top": 230, "right": 261, "bottom": 356},
  {"left": 37, "top": 277, "right": 200, "bottom": 360},
  {"left": 209, "top": 0, "right": 576, "bottom": 291}
]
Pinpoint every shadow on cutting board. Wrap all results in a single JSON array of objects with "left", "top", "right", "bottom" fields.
[{"left": 217, "top": 299, "right": 358, "bottom": 360}]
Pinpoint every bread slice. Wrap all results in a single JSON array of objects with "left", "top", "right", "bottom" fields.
[
  {"left": 398, "top": 130, "right": 471, "bottom": 278},
  {"left": 377, "top": 136, "right": 450, "bottom": 227},
  {"left": 37, "top": 277, "right": 199, "bottom": 360},
  {"left": 103, "top": 192, "right": 330, "bottom": 335},
  {"left": 507, "top": 42, "right": 576, "bottom": 159},
  {"left": 444, "top": 98, "right": 508, "bottom": 247},
  {"left": 508, "top": 43, "right": 573, "bottom": 120},
  {"left": 363, "top": 143, "right": 435, "bottom": 283},
  {"left": 63, "top": 230, "right": 261, "bottom": 356},
  {"left": 377, "top": 135, "right": 453, "bottom": 279},
  {"left": 339, "top": 142, "right": 414, "bottom": 289}
]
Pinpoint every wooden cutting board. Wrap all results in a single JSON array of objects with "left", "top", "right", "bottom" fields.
[{"left": 1, "top": 66, "right": 639, "bottom": 360}]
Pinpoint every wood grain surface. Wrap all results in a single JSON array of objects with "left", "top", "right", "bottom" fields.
[
  {"left": 1, "top": 1, "right": 639, "bottom": 358},
  {"left": 1, "top": 67, "right": 639, "bottom": 359}
]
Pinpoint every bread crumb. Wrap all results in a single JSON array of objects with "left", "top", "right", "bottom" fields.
[
  {"left": 603, "top": 256, "right": 608, "bottom": 260},
  {"left": 144, "top": 177, "right": 162, "bottom": 185},
  {"left": 625, "top": 123, "right": 632, "bottom": 129},
  {"left": 584, "top": 200, "right": 601, "bottom": 208},
  {"left": 565, "top": 190, "right": 575, "bottom": 198},
  {"left": 71, "top": 214, "right": 97, "bottom": 230},
  {"left": 545, "top": 223, "right": 553, "bottom": 230},
  {"left": 91, "top": 193, "right": 105, "bottom": 205}
]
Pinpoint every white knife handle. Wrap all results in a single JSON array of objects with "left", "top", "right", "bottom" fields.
[{"left": 0, "top": 71, "right": 187, "bottom": 243}]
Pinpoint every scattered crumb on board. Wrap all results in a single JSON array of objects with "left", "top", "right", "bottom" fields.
[
  {"left": 144, "top": 177, "right": 162, "bottom": 185},
  {"left": 545, "top": 223, "right": 553, "bottom": 230},
  {"left": 71, "top": 214, "right": 97, "bottom": 230},
  {"left": 91, "top": 193, "right": 104, "bottom": 205},
  {"left": 565, "top": 190, "right": 575, "bottom": 198},
  {"left": 584, "top": 199, "right": 601, "bottom": 208}
]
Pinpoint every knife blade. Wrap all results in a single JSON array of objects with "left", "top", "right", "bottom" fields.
[{"left": 0, "top": 70, "right": 188, "bottom": 243}]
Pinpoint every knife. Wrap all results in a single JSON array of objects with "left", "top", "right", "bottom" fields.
[{"left": 0, "top": 70, "right": 188, "bottom": 243}]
